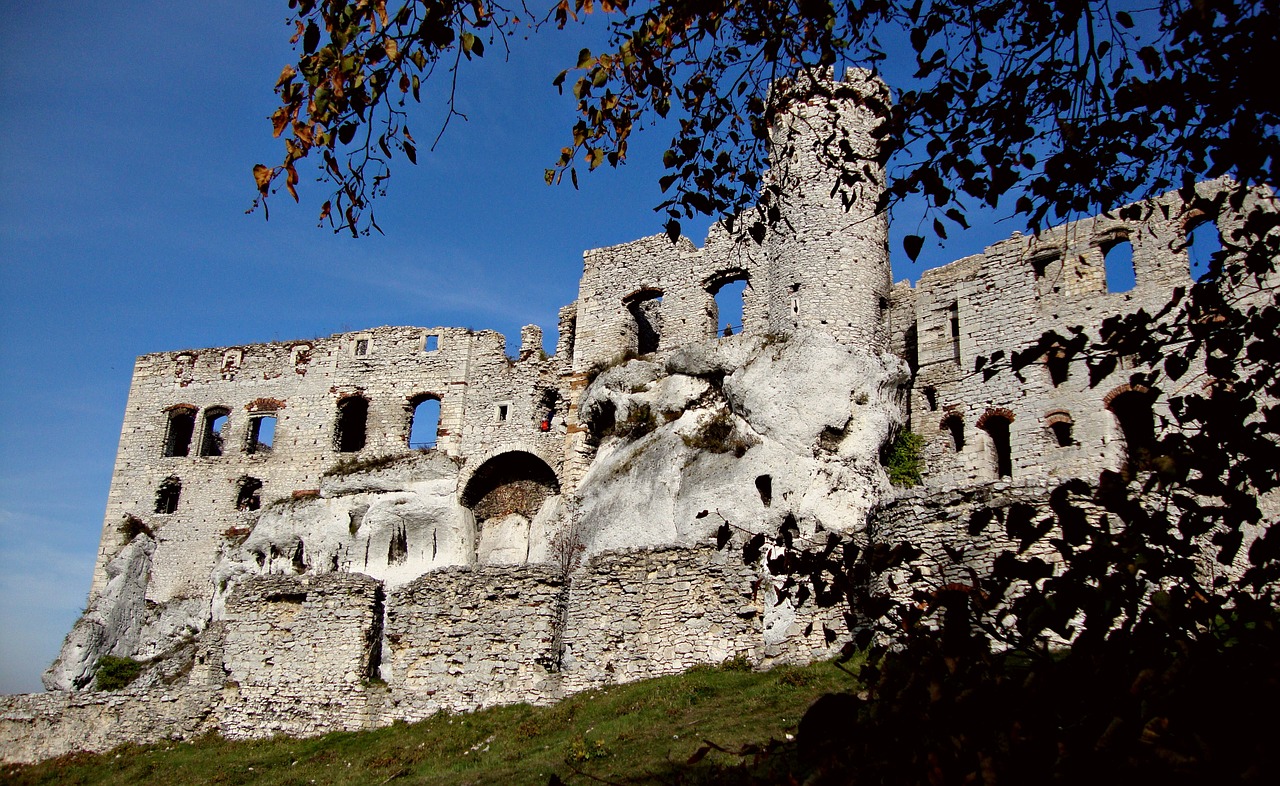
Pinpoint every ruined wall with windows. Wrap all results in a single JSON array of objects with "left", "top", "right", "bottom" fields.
[
  {"left": 896, "top": 180, "right": 1245, "bottom": 490},
  {"left": 6, "top": 65, "right": 1275, "bottom": 765},
  {"left": 90, "top": 324, "right": 575, "bottom": 612}
]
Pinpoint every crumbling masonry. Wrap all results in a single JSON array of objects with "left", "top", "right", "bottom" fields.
[{"left": 2, "top": 69, "right": 1272, "bottom": 763}]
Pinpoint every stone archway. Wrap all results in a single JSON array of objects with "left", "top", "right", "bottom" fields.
[{"left": 461, "top": 451, "right": 561, "bottom": 565}]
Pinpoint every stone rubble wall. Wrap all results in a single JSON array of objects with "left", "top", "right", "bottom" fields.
[
  {"left": 0, "top": 684, "right": 219, "bottom": 764},
  {"left": 0, "top": 623, "right": 227, "bottom": 763},
  {"left": 216, "top": 573, "right": 383, "bottom": 739},
  {"left": 870, "top": 481, "right": 1068, "bottom": 590},
  {"left": 2, "top": 547, "right": 850, "bottom": 763},
  {"left": 560, "top": 546, "right": 845, "bottom": 694},
  {"left": 380, "top": 564, "right": 565, "bottom": 722}
]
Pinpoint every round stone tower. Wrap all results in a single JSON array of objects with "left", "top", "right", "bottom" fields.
[{"left": 762, "top": 68, "right": 892, "bottom": 352}]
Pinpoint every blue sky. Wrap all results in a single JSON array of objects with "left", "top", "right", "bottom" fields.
[{"left": 0, "top": 2, "right": 1025, "bottom": 693}]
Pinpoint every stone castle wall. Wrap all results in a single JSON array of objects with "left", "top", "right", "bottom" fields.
[
  {"left": 902, "top": 180, "right": 1244, "bottom": 490},
  {"left": 91, "top": 325, "right": 573, "bottom": 609},
  {"left": 6, "top": 64, "right": 1272, "bottom": 765}
]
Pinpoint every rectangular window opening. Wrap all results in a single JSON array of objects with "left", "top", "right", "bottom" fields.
[
  {"left": 949, "top": 301, "right": 961, "bottom": 364},
  {"left": 246, "top": 415, "right": 277, "bottom": 455}
]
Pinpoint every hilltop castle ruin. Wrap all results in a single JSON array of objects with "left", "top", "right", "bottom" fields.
[{"left": 1, "top": 69, "right": 1266, "bottom": 763}]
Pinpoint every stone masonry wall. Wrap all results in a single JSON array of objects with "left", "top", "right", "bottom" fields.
[
  {"left": 380, "top": 564, "right": 565, "bottom": 722},
  {"left": 92, "top": 324, "right": 572, "bottom": 613},
  {"left": 762, "top": 68, "right": 891, "bottom": 352},
  {"left": 870, "top": 481, "right": 1068, "bottom": 595},
  {"left": 902, "top": 180, "right": 1242, "bottom": 489},
  {"left": 217, "top": 573, "right": 383, "bottom": 739},
  {"left": 559, "top": 547, "right": 845, "bottom": 693}
]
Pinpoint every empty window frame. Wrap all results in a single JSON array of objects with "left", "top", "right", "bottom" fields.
[
  {"left": 423, "top": 333, "right": 440, "bottom": 352},
  {"left": 1046, "top": 344, "right": 1070, "bottom": 387},
  {"left": 354, "top": 338, "right": 370, "bottom": 357},
  {"left": 236, "top": 476, "right": 263, "bottom": 511},
  {"left": 1186, "top": 216, "right": 1222, "bottom": 282},
  {"left": 155, "top": 476, "right": 182, "bottom": 514},
  {"left": 162, "top": 407, "right": 197, "bottom": 457},
  {"left": 408, "top": 395, "right": 441, "bottom": 449},
  {"left": 1107, "top": 387, "right": 1156, "bottom": 476},
  {"left": 978, "top": 409, "right": 1014, "bottom": 478},
  {"left": 198, "top": 406, "right": 231, "bottom": 457},
  {"left": 903, "top": 322, "right": 919, "bottom": 374},
  {"left": 921, "top": 385, "right": 938, "bottom": 411},
  {"left": 708, "top": 274, "right": 748, "bottom": 338},
  {"left": 948, "top": 301, "right": 961, "bottom": 364},
  {"left": 624, "top": 289, "right": 664, "bottom": 355},
  {"left": 245, "top": 414, "right": 277, "bottom": 454},
  {"left": 941, "top": 412, "right": 965, "bottom": 452},
  {"left": 1046, "top": 410, "right": 1074, "bottom": 447},
  {"left": 335, "top": 395, "right": 369, "bottom": 453},
  {"left": 1103, "top": 235, "right": 1136, "bottom": 293},
  {"left": 495, "top": 402, "right": 510, "bottom": 423},
  {"left": 1029, "top": 254, "right": 1056, "bottom": 280}
]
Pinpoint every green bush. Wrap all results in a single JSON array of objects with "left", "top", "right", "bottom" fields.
[
  {"left": 95, "top": 655, "right": 144, "bottom": 691},
  {"left": 883, "top": 430, "right": 924, "bottom": 487}
]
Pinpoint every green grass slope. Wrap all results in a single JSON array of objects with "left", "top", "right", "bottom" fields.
[{"left": 2, "top": 659, "right": 856, "bottom": 786}]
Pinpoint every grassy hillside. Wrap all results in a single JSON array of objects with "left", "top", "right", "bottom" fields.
[{"left": 2, "top": 659, "right": 857, "bottom": 786}]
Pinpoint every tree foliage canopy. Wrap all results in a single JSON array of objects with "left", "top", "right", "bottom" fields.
[
  {"left": 258, "top": 0, "right": 1276, "bottom": 246},
  {"left": 256, "top": 1, "right": 1280, "bottom": 782}
]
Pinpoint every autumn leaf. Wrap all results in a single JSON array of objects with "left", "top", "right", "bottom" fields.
[{"left": 252, "top": 164, "right": 273, "bottom": 195}]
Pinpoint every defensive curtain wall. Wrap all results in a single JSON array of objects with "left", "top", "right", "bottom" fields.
[{"left": 1, "top": 64, "right": 1270, "bottom": 762}]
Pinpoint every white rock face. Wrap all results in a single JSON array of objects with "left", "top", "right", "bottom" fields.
[
  {"left": 477, "top": 513, "right": 531, "bottom": 565},
  {"left": 574, "top": 331, "right": 909, "bottom": 556},
  {"left": 211, "top": 452, "right": 478, "bottom": 616},
  {"left": 43, "top": 534, "right": 156, "bottom": 691}
]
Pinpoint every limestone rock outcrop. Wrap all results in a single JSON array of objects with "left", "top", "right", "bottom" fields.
[{"left": 574, "top": 331, "right": 909, "bottom": 555}]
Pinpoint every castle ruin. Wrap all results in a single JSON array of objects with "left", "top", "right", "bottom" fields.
[{"left": 1, "top": 69, "right": 1270, "bottom": 763}]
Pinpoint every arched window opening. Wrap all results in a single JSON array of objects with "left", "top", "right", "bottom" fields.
[
  {"left": 461, "top": 451, "right": 560, "bottom": 525},
  {"left": 335, "top": 396, "right": 369, "bottom": 453},
  {"left": 245, "top": 415, "right": 276, "bottom": 454},
  {"left": 978, "top": 409, "right": 1014, "bottom": 478},
  {"left": 708, "top": 275, "right": 748, "bottom": 338},
  {"left": 155, "top": 477, "right": 182, "bottom": 514},
  {"left": 1046, "top": 410, "right": 1074, "bottom": 447},
  {"left": 408, "top": 395, "right": 441, "bottom": 449},
  {"left": 1187, "top": 217, "right": 1222, "bottom": 282},
  {"left": 941, "top": 413, "right": 965, "bottom": 452},
  {"left": 1103, "top": 237, "right": 1136, "bottom": 293},
  {"left": 198, "top": 406, "right": 231, "bottom": 457},
  {"left": 236, "top": 476, "right": 263, "bottom": 511},
  {"left": 162, "top": 407, "right": 196, "bottom": 457},
  {"left": 624, "top": 289, "right": 664, "bottom": 355},
  {"left": 1107, "top": 387, "right": 1156, "bottom": 476}
]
